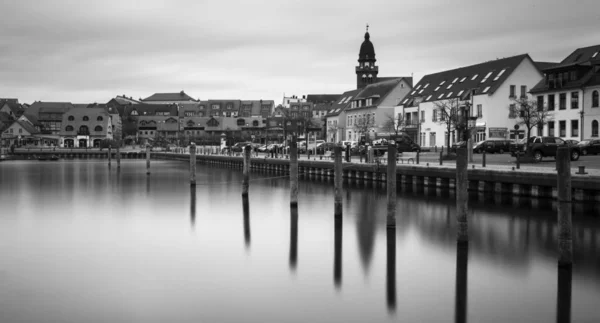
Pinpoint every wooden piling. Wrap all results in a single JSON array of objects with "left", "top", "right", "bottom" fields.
[
  {"left": 190, "top": 185, "right": 196, "bottom": 227},
  {"left": 243, "top": 195, "right": 251, "bottom": 248},
  {"left": 334, "top": 211, "right": 342, "bottom": 288},
  {"left": 108, "top": 145, "right": 112, "bottom": 166},
  {"left": 190, "top": 143, "right": 197, "bottom": 186},
  {"left": 456, "top": 147, "right": 468, "bottom": 243},
  {"left": 289, "top": 207, "right": 298, "bottom": 270},
  {"left": 556, "top": 265, "right": 572, "bottom": 322},
  {"left": 242, "top": 145, "right": 251, "bottom": 196},
  {"left": 455, "top": 242, "right": 468, "bottom": 323},
  {"left": 116, "top": 145, "right": 121, "bottom": 168},
  {"left": 386, "top": 224, "right": 397, "bottom": 312},
  {"left": 334, "top": 145, "right": 343, "bottom": 216},
  {"left": 557, "top": 147, "right": 573, "bottom": 266},
  {"left": 482, "top": 150, "right": 486, "bottom": 168},
  {"left": 290, "top": 140, "right": 299, "bottom": 208},
  {"left": 387, "top": 142, "right": 397, "bottom": 226},
  {"left": 145, "top": 144, "right": 151, "bottom": 175},
  {"left": 439, "top": 150, "right": 443, "bottom": 165}
]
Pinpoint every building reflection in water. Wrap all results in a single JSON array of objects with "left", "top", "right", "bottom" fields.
[
  {"left": 455, "top": 242, "right": 468, "bottom": 323},
  {"left": 242, "top": 195, "right": 250, "bottom": 248},
  {"left": 356, "top": 193, "right": 376, "bottom": 274},
  {"left": 190, "top": 185, "right": 196, "bottom": 228},
  {"left": 289, "top": 207, "right": 298, "bottom": 271},
  {"left": 556, "top": 265, "right": 572, "bottom": 323},
  {"left": 334, "top": 213, "right": 342, "bottom": 289},
  {"left": 386, "top": 225, "right": 396, "bottom": 313}
]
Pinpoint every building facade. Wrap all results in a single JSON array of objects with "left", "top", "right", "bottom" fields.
[{"left": 59, "top": 108, "right": 113, "bottom": 148}]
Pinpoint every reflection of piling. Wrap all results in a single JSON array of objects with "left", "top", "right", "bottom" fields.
[
  {"left": 387, "top": 142, "right": 397, "bottom": 226},
  {"left": 455, "top": 242, "right": 468, "bottom": 323},
  {"left": 557, "top": 147, "right": 573, "bottom": 266},
  {"left": 556, "top": 265, "right": 572, "bottom": 323},
  {"left": 386, "top": 225, "right": 397, "bottom": 313},
  {"left": 116, "top": 146, "right": 121, "bottom": 168},
  {"left": 108, "top": 145, "right": 112, "bottom": 167},
  {"left": 243, "top": 195, "right": 250, "bottom": 248},
  {"left": 290, "top": 140, "right": 299, "bottom": 208},
  {"left": 190, "top": 143, "right": 197, "bottom": 186},
  {"left": 190, "top": 185, "right": 196, "bottom": 227},
  {"left": 146, "top": 144, "right": 151, "bottom": 175},
  {"left": 289, "top": 207, "right": 298, "bottom": 270},
  {"left": 334, "top": 213, "right": 342, "bottom": 288},
  {"left": 456, "top": 147, "right": 468, "bottom": 242},
  {"left": 334, "top": 145, "right": 343, "bottom": 216},
  {"left": 242, "top": 145, "right": 251, "bottom": 196}
]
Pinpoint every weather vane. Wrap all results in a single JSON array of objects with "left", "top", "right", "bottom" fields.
[{"left": 366, "top": 23, "right": 369, "bottom": 32}]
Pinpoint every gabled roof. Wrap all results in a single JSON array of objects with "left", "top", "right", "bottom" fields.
[
  {"left": 543, "top": 44, "right": 600, "bottom": 71},
  {"left": 534, "top": 61, "right": 557, "bottom": 71},
  {"left": 377, "top": 76, "right": 413, "bottom": 87},
  {"left": 313, "top": 102, "right": 333, "bottom": 111},
  {"left": 0, "top": 99, "right": 23, "bottom": 116},
  {"left": 0, "top": 111, "right": 12, "bottom": 123},
  {"left": 124, "top": 104, "right": 178, "bottom": 116},
  {"left": 18, "top": 114, "right": 41, "bottom": 126},
  {"left": 111, "top": 96, "right": 141, "bottom": 105},
  {"left": 142, "top": 91, "right": 196, "bottom": 102},
  {"left": 326, "top": 88, "right": 362, "bottom": 117},
  {"left": 73, "top": 104, "right": 89, "bottom": 109},
  {"left": 399, "top": 54, "right": 533, "bottom": 107},
  {"left": 26, "top": 101, "right": 74, "bottom": 117},
  {"left": 306, "top": 94, "right": 341, "bottom": 104},
  {"left": 16, "top": 120, "right": 39, "bottom": 135}
]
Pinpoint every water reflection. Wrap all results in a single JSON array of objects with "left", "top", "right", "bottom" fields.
[
  {"left": 556, "top": 266, "right": 572, "bottom": 323},
  {"left": 289, "top": 207, "right": 298, "bottom": 271},
  {"left": 356, "top": 193, "right": 376, "bottom": 274},
  {"left": 455, "top": 242, "right": 469, "bottom": 323},
  {"left": 386, "top": 225, "right": 396, "bottom": 313},
  {"left": 190, "top": 186, "right": 196, "bottom": 228},
  {"left": 242, "top": 195, "right": 250, "bottom": 248},
  {"left": 334, "top": 214, "right": 342, "bottom": 289}
]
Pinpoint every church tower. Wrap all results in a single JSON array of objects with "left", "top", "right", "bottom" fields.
[{"left": 356, "top": 25, "right": 378, "bottom": 89}]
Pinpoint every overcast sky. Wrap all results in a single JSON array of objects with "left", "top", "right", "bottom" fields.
[{"left": 1, "top": 0, "right": 599, "bottom": 105}]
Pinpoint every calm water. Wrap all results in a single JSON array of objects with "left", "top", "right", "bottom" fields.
[{"left": 1, "top": 159, "right": 599, "bottom": 323}]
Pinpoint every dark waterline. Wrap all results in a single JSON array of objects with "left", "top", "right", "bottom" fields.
[{"left": 1, "top": 160, "right": 599, "bottom": 323}]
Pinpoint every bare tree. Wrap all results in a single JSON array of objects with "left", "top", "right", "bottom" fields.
[
  {"left": 433, "top": 98, "right": 461, "bottom": 151},
  {"left": 382, "top": 113, "right": 405, "bottom": 136},
  {"left": 353, "top": 113, "right": 376, "bottom": 141},
  {"left": 509, "top": 97, "right": 554, "bottom": 151}
]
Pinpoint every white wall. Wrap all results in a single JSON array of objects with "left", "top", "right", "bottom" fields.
[{"left": 582, "top": 86, "right": 600, "bottom": 139}]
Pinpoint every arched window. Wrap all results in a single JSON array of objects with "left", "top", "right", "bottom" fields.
[
  {"left": 78, "top": 125, "right": 89, "bottom": 135},
  {"left": 593, "top": 90, "right": 599, "bottom": 107},
  {"left": 65, "top": 125, "right": 74, "bottom": 131},
  {"left": 592, "top": 120, "right": 599, "bottom": 137},
  {"left": 252, "top": 120, "right": 259, "bottom": 127},
  {"left": 97, "top": 116, "right": 103, "bottom": 121},
  {"left": 83, "top": 116, "right": 89, "bottom": 121},
  {"left": 95, "top": 126, "right": 103, "bottom": 131},
  {"left": 68, "top": 115, "right": 74, "bottom": 121}
]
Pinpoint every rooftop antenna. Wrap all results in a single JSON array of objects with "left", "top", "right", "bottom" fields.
[{"left": 366, "top": 23, "right": 369, "bottom": 32}]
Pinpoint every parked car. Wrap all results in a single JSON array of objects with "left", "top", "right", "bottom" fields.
[
  {"left": 451, "top": 141, "right": 467, "bottom": 153},
  {"left": 578, "top": 139, "right": 600, "bottom": 155},
  {"left": 473, "top": 139, "right": 513, "bottom": 154},
  {"left": 565, "top": 139, "right": 579, "bottom": 146},
  {"left": 316, "top": 142, "right": 337, "bottom": 154},
  {"left": 509, "top": 136, "right": 580, "bottom": 161},
  {"left": 231, "top": 142, "right": 252, "bottom": 153}
]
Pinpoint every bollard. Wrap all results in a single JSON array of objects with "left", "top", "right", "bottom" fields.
[
  {"left": 386, "top": 222, "right": 396, "bottom": 312},
  {"left": 439, "top": 150, "right": 443, "bottom": 165},
  {"left": 576, "top": 166, "right": 587, "bottom": 175},
  {"left": 334, "top": 145, "right": 343, "bottom": 216},
  {"left": 516, "top": 151, "right": 520, "bottom": 169},
  {"left": 334, "top": 210, "right": 342, "bottom": 288},
  {"left": 416, "top": 150, "right": 420, "bottom": 164},
  {"left": 290, "top": 141, "right": 299, "bottom": 208},
  {"left": 556, "top": 147, "right": 573, "bottom": 267},
  {"left": 387, "top": 142, "right": 397, "bottom": 226},
  {"left": 243, "top": 195, "right": 251, "bottom": 248},
  {"left": 456, "top": 147, "right": 468, "bottom": 243},
  {"left": 108, "top": 145, "right": 112, "bottom": 166},
  {"left": 146, "top": 144, "right": 151, "bottom": 175},
  {"left": 345, "top": 144, "right": 350, "bottom": 162},
  {"left": 242, "top": 145, "right": 251, "bottom": 196},
  {"left": 289, "top": 207, "right": 298, "bottom": 270},
  {"left": 482, "top": 149, "right": 486, "bottom": 168},
  {"left": 116, "top": 145, "right": 121, "bottom": 168},
  {"left": 190, "top": 143, "right": 197, "bottom": 186},
  {"left": 435, "top": 145, "right": 437, "bottom": 153}
]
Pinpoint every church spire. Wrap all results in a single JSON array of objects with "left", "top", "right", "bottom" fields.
[{"left": 356, "top": 26, "right": 378, "bottom": 89}]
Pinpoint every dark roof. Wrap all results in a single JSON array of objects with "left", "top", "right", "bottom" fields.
[
  {"left": 0, "top": 111, "right": 12, "bottom": 123},
  {"left": 377, "top": 76, "right": 413, "bottom": 87},
  {"left": 326, "top": 88, "right": 362, "bottom": 117},
  {"left": 73, "top": 104, "right": 89, "bottom": 109},
  {"left": 534, "top": 61, "right": 558, "bottom": 71},
  {"left": 400, "top": 54, "right": 533, "bottom": 107},
  {"left": 306, "top": 94, "right": 341, "bottom": 104},
  {"left": 542, "top": 44, "right": 600, "bottom": 71},
  {"left": 313, "top": 102, "right": 333, "bottom": 111},
  {"left": 16, "top": 120, "right": 39, "bottom": 135},
  {"left": 26, "top": 101, "right": 74, "bottom": 117},
  {"left": 124, "top": 104, "right": 178, "bottom": 116},
  {"left": 142, "top": 91, "right": 196, "bottom": 102},
  {"left": 0, "top": 99, "right": 23, "bottom": 116},
  {"left": 359, "top": 32, "right": 376, "bottom": 62},
  {"left": 112, "top": 96, "right": 140, "bottom": 105},
  {"left": 19, "top": 114, "right": 41, "bottom": 126},
  {"left": 60, "top": 108, "right": 111, "bottom": 136}
]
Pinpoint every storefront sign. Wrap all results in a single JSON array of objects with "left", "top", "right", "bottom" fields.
[{"left": 489, "top": 127, "right": 508, "bottom": 138}]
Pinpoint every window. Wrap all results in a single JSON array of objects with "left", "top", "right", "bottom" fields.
[
  {"left": 593, "top": 52, "right": 599, "bottom": 58},
  {"left": 433, "top": 109, "right": 438, "bottom": 121},
  {"left": 477, "top": 104, "right": 482, "bottom": 118},
  {"left": 592, "top": 120, "right": 599, "bottom": 137},
  {"left": 571, "top": 120, "right": 579, "bottom": 137},
  {"left": 68, "top": 115, "right": 74, "bottom": 121},
  {"left": 424, "top": 83, "right": 429, "bottom": 89},
  {"left": 420, "top": 110, "right": 425, "bottom": 122},
  {"left": 481, "top": 71, "right": 493, "bottom": 83},
  {"left": 418, "top": 89, "right": 424, "bottom": 94},
  {"left": 434, "top": 86, "right": 440, "bottom": 92},
  {"left": 592, "top": 91, "right": 599, "bottom": 107},
  {"left": 452, "top": 77, "right": 458, "bottom": 83},
  {"left": 95, "top": 125, "right": 103, "bottom": 132},
  {"left": 438, "top": 93, "right": 444, "bottom": 99},
  {"left": 65, "top": 125, "right": 74, "bottom": 131},
  {"left": 548, "top": 121, "right": 555, "bottom": 137},
  {"left": 212, "top": 104, "right": 220, "bottom": 110},
  {"left": 460, "top": 77, "right": 467, "bottom": 83},
  {"left": 471, "top": 74, "right": 478, "bottom": 81},
  {"left": 446, "top": 84, "right": 453, "bottom": 89},
  {"left": 185, "top": 111, "right": 195, "bottom": 117},
  {"left": 456, "top": 90, "right": 463, "bottom": 97},
  {"left": 509, "top": 104, "right": 517, "bottom": 118},
  {"left": 226, "top": 104, "right": 233, "bottom": 110},
  {"left": 537, "top": 96, "right": 544, "bottom": 111},
  {"left": 426, "top": 95, "right": 432, "bottom": 101},
  {"left": 447, "top": 92, "right": 453, "bottom": 98},
  {"left": 411, "top": 90, "right": 416, "bottom": 95},
  {"left": 559, "top": 93, "right": 566, "bottom": 110},
  {"left": 416, "top": 84, "right": 421, "bottom": 90},
  {"left": 548, "top": 94, "right": 555, "bottom": 111},
  {"left": 493, "top": 69, "right": 506, "bottom": 81},
  {"left": 83, "top": 116, "right": 89, "bottom": 121},
  {"left": 18, "top": 128, "right": 22, "bottom": 134},
  {"left": 482, "top": 86, "right": 490, "bottom": 93},
  {"left": 520, "top": 85, "right": 527, "bottom": 98},
  {"left": 440, "top": 81, "right": 446, "bottom": 86},
  {"left": 97, "top": 116, "right": 103, "bottom": 121},
  {"left": 559, "top": 120, "right": 566, "bottom": 137},
  {"left": 79, "top": 125, "right": 90, "bottom": 135},
  {"left": 510, "top": 85, "right": 516, "bottom": 98}
]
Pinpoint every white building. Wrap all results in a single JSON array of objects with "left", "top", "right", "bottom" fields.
[
  {"left": 530, "top": 44, "right": 600, "bottom": 141},
  {"left": 395, "top": 54, "right": 550, "bottom": 147},
  {"left": 325, "top": 89, "right": 362, "bottom": 142}
]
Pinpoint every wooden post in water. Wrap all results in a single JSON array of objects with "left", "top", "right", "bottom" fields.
[
  {"left": 556, "top": 147, "right": 573, "bottom": 267},
  {"left": 556, "top": 265, "right": 572, "bottom": 323},
  {"left": 190, "top": 142, "right": 197, "bottom": 186},
  {"left": 146, "top": 144, "right": 151, "bottom": 175},
  {"left": 455, "top": 242, "right": 468, "bottom": 323},
  {"left": 334, "top": 145, "right": 343, "bottom": 216},
  {"left": 387, "top": 142, "right": 397, "bottom": 226},
  {"left": 334, "top": 211, "right": 342, "bottom": 289},
  {"left": 190, "top": 185, "right": 196, "bottom": 228},
  {"left": 243, "top": 195, "right": 251, "bottom": 248},
  {"left": 386, "top": 223, "right": 397, "bottom": 313},
  {"left": 242, "top": 145, "right": 251, "bottom": 197},
  {"left": 290, "top": 140, "right": 299, "bottom": 208},
  {"left": 108, "top": 145, "right": 112, "bottom": 167},
  {"left": 482, "top": 149, "right": 486, "bottom": 168},
  {"left": 456, "top": 147, "right": 468, "bottom": 243},
  {"left": 116, "top": 145, "right": 121, "bottom": 169},
  {"left": 289, "top": 207, "right": 298, "bottom": 270}
]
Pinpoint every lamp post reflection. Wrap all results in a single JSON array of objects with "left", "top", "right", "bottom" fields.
[
  {"left": 386, "top": 225, "right": 396, "bottom": 313},
  {"left": 190, "top": 185, "right": 196, "bottom": 228},
  {"left": 334, "top": 213, "right": 342, "bottom": 289},
  {"left": 289, "top": 207, "right": 298, "bottom": 270},
  {"left": 556, "top": 265, "right": 572, "bottom": 323},
  {"left": 455, "top": 242, "right": 469, "bottom": 323},
  {"left": 243, "top": 195, "right": 251, "bottom": 248}
]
